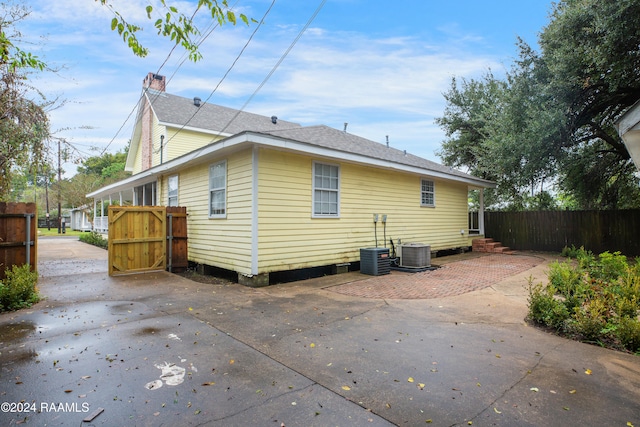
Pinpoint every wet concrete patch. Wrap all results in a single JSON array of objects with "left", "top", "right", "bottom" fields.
[
  {"left": 0, "top": 322, "right": 36, "bottom": 343},
  {"left": 0, "top": 312, "right": 386, "bottom": 427}
]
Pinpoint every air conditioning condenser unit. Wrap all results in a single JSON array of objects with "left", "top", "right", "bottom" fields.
[{"left": 400, "top": 243, "right": 431, "bottom": 268}]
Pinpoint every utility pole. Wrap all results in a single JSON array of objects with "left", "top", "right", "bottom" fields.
[
  {"left": 57, "top": 138, "right": 62, "bottom": 234},
  {"left": 45, "top": 173, "right": 50, "bottom": 231}
]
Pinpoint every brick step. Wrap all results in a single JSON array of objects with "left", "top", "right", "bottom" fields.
[{"left": 472, "top": 238, "right": 515, "bottom": 254}]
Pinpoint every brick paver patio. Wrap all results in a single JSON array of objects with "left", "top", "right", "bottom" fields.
[{"left": 328, "top": 253, "right": 544, "bottom": 299}]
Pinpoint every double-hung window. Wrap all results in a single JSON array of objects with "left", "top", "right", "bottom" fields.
[
  {"left": 313, "top": 162, "right": 340, "bottom": 217},
  {"left": 209, "top": 161, "right": 226, "bottom": 217},
  {"left": 167, "top": 175, "right": 178, "bottom": 206},
  {"left": 421, "top": 179, "right": 435, "bottom": 207}
]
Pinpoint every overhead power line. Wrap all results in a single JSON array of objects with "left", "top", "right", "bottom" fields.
[{"left": 165, "top": 0, "right": 328, "bottom": 153}]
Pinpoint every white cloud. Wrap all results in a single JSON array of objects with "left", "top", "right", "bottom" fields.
[{"left": 18, "top": 0, "right": 522, "bottom": 173}]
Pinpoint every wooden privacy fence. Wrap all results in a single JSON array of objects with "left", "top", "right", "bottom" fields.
[
  {"left": 0, "top": 202, "right": 37, "bottom": 280},
  {"left": 108, "top": 206, "right": 188, "bottom": 276},
  {"left": 484, "top": 210, "right": 640, "bottom": 255}
]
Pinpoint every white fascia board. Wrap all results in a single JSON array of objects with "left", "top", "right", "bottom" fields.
[
  {"left": 88, "top": 131, "right": 494, "bottom": 199},
  {"left": 160, "top": 121, "right": 234, "bottom": 139},
  {"left": 86, "top": 172, "right": 158, "bottom": 198},
  {"left": 616, "top": 100, "right": 640, "bottom": 135},
  {"left": 87, "top": 135, "right": 253, "bottom": 198}
]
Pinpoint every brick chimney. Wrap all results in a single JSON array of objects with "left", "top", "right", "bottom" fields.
[
  {"left": 140, "top": 73, "right": 166, "bottom": 171},
  {"left": 143, "top": 72, "right": 166, "bottom": 92}
]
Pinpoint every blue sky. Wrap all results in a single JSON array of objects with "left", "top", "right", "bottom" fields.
[{"left": 19, "top": 0, "right": 554, "bottom": 175}]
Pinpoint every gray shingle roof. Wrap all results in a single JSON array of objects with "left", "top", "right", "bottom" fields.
[
  {"left": 145, "top": 91, "right": 492, "bottom": 186},
  {"left": 260, "top": 125, "right": 483, "bottom": 182},
  {"left": 147, "top": 90, "right": 301, "bottom": 134}
]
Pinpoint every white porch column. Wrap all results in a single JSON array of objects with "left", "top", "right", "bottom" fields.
[{"left": 478, "top": 189, "right": 485, "bottom": 235}]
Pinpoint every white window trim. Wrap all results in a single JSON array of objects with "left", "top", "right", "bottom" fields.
[
  {"left": 421, "top": 178, "right": 435, "bottom": 207},
  {"left": 168, "top": 175, "right": 179, "bottom": 207},
  {"left": 209, "top": 160, "right": 227, "bottom": 218},
  {"left": 312, "top": 161, "right": 340, "bottom": 218}
]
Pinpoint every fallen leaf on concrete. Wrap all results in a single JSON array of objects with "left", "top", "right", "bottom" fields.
[
  {"left": 201, "top": 382, "right": 215, "bottom": 386},
  {"left": 530, "top": 387, "right": 539, "bottom": 392},
  {"left": 408, "top": 377, "right": 414, "bottom": 383},
  {"left": 494, "top": 408, "right": 502, "bottom": 414},
  {"left": 569, "top": 389, "right": 576, "bottom": 394},
  {"left": 342, "top": 385, "right": 351, "bottom": 391},
  {"left": 584, "top": 369, "right": 592, "bottom": 375}
]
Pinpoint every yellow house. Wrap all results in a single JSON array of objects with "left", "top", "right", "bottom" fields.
[{"left": 88, "top": 73, "right": 495, "bottom": 286}]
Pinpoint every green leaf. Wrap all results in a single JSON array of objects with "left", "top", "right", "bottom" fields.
[{"left": 226, "top": 11, "right": 236, "bottom": 25}]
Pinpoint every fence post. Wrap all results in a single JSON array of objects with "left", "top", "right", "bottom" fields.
[
  {"left": 24, "top": 213, "right": 34, "bottom": 266},
  {"left": 167, "top": 213, "right": 173, "bottom": 273}
]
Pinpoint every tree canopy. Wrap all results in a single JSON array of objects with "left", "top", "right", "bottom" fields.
[
  {"left": 437, "top": 0, "right": 640, "bottom": 210},
  {"left": 0, "top": 3, "right": 49, "bottom": 199},
  {"left": 98, "top": 0, "right": 254, "bottom": 61}
]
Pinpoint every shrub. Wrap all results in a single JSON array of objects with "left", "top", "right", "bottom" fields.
[
  {"left": 592, "top": 251, "right": 628, "bottom": 282},
  {"left": 561, "top": 245, "right": 583, "bottom": 258},
  {"left": 569, "top": 299, "right": 609, "bottom": 341},
  {"left": 79, "top": 231, "right": 108, "bottom": 249},
  {"left": 617, "top": 316, "right": 640, "bottom": 353},
  {"left": 527, "top": 279, "right": 570, "bottom": 330},
  {"left": 528, "top": 249, "right": 640, "bottom": 354},
  {"left": 0, "top": 264, "right": 39, "bottom": 312}
]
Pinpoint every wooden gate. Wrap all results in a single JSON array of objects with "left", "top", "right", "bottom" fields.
[
  {"left": 166, "top": 206, "right": 188, "bottom": 273},
  {"left": 108, "top": 206, "right": 166, "bottom": 276},
  {"left": 0, "top": 202, "right": 37, "bottom": 280}
]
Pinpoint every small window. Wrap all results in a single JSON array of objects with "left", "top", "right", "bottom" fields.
[
  {"left": 313, "top": 162, "right": 340, "bottom": 217},
  {"left": 209, "top": 161, "right": 226, "bottom": 217},
  {"left": 421, "top": 179, "right": 435, "bottom": 207},
  {"left": 168, "top": 175, "right": 178, "bottom": 206}
]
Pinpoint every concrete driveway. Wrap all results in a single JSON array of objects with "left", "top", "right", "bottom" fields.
[{"left": 0, "top": 237, "right": 638, "bottom": 426}]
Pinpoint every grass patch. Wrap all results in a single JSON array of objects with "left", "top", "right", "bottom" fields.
[
  {"left": 528, "top": 246, "right": 640, "bottom": 354},
  {"left": 37, "top": 228, "right": 84, "bottom": 237}
]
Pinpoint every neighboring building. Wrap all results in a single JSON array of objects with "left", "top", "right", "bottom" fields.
[
  {"left": 616, "top": 99, "right": 640, "bottom": 170},
  {"left": 69, "top": 206, "right": 92, "bottom": 232},
  {"left": 88, "top": 73, "right": 495, "bottom": 286}
]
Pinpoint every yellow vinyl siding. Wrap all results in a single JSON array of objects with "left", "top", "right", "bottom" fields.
[
  {"left": 130, "top": 141, "right": 143, "bottom": 175},
  {"left": 175, "top": 148, "right": 254, "bottom": 275},
  {"left": 159, "top": 128, "right": 224, "bottom": 166},
  {"left": 257, "top": 149, "right": 470, "bottom": 273}
]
